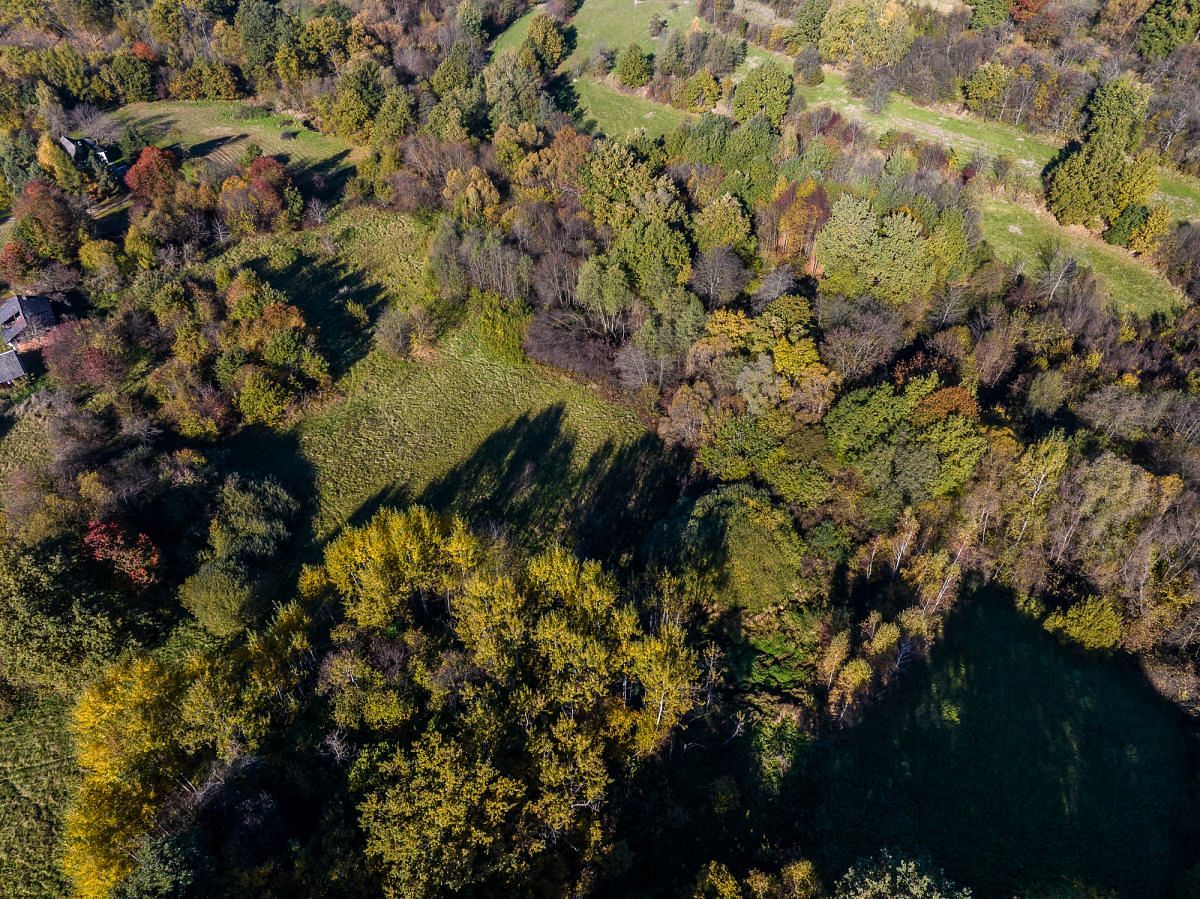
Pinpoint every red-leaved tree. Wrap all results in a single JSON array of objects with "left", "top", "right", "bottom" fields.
[
  {"left": 125, "top": 146, "right": 178, "bottom": 204},
  {"left": 84, "top": 519, "right": 160, "bottom": 587},
  {"left": 0, "top": 240, "right": 35, "bottom": 286}
]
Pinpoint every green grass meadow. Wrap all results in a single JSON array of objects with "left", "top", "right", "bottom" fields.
[
  {"left": 571, "top": 76, "right": 692, "bottom": 139},
  {"left": 979, "top": 197, "right": 1185, "bottom": 317},
  {"left": 813, "top": 592, "right": 1199, "bottom": 898},
  {"left": 0, "top": 410, "right": 48, "bottom": 506},
  {"left": 491, "top": 0, "right": 701, "bottom": 139},
  {"left": 115, "top": 101, "right": 357, "bottom": 175},
  {"left": 295, "top": 330, "right": 649, "bottom": 541},
  {"left": 0, "top": 698, "right": 76, "bottom": 899},
  {"left": 570, "top": 0, "right": 698, "bottom": 140},
  {"left": 789, "top": 68, "right": 1200, "bottom": 224},
  {"left": 567, "top": 0, "right": 699, "bottom": 63}
]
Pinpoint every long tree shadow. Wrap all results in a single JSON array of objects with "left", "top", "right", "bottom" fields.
[
  {"left": 809, "top": 588, "right": 1200, "bottom": 898},
  {"left": 184, "top": 134, "right": 245, "bottom": 159},
  {"left": 300, "top": 149, "right": 354, "bottom": 201},
  {"left": 568, "top": 433, "right": 686, "bottom": 567},
  {"left": 604, "top": 588, "right": 1200, "bottom": 898},
  {"left": 420, "top": 405, "right": 580, "bottom": 550},
  {"left": 241, "top": 249, "right": 385, "bottom": 380},
  {"left": 418, "top": 405, "right": 685, "bottom": 566}
]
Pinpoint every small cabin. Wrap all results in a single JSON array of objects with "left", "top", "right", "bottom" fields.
[
  {"left": 0, "top": 295, "right": 56, "bottom": 349},
  {"left": 0, "top": 350, "right": 26, "bottom": 384}
]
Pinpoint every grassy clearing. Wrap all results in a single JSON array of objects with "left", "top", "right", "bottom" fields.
[
  {"left": 115, "top": 101, "right": 356, "bottom": 175},
  {"left": 0, "top": 408, "right": 48, "bottom": 487},
  {"left": 1157, "top": 173, "right": 1200, "bottom": 222},
  {"left": 327, "top": 207, "right": 429, "bottom": 298},
  {"left": 0, "top": 698, "right": 77, "bottom": 899},
  {"left": 814, "top": 592, "right": 1198, "bottom": 897},
  {"left": 0, "top": 403, "right": 49, "bottom": 530},
  {"left": 213, "top": 207, "right": 666, "bottom": 556},
  {"left": 489, "top": 0, "right": 697, "bottom": 150},
  {"left": 566, "top": 0, "right": 698, "bottom": 65},
  {"left": 294, "top": 330, "right": 648, "bottom": 543},
  {"left": 572, "top": 76, "right": 692, "bottom": 139},
  {"left": 518, "top": 0, "right": 699, "bottom": 139},
  {"left": 979, "top": 196, "right": 1184, "bottom": 318},
  {"left": 492, "top": 4, "right": 540, "bottom": 54},
  {"left": 792, "top": 69, "right": 1059, "bottom": 172}
]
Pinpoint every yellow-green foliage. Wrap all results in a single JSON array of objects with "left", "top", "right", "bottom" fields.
[
  {"left": 315, "top": 505, "right": 700, "bottom": 895},
  {"left": 321, "top": 506, "right": 480, "bottom": 630},
  {"left": 63, "top": 603, "right": 314, "bottom": 897},
  {"left": 1044, "top": 596, "right": 1124, "bottom": 651},
  {"left": 65, "top": 657, "right": 188, "bottom": 898}
]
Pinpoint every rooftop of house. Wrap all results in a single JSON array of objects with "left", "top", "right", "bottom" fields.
[
  {"left": 0, "top": 349, "right": 26, "bottom": 383},
  {"left": 0, "top": 294, "right": 55, "bottom": 346}
]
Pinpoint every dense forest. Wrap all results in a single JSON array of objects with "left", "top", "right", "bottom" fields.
[{"left": 1, "top": 0, "right": 1199, "bottom": 895}]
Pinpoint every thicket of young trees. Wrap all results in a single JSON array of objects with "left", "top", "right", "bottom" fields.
[{"left": 1, "top": 0, "right": 1200, "bottom": 896}]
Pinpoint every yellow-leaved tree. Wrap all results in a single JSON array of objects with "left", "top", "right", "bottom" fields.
[{"left": 309, "top": 505, "right": 703, "bottom": 897}]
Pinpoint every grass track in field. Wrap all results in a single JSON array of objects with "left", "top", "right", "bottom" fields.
[
  {"left": 979, "top": 196, "right": 1184, "bottom": 318},
  {"left": 0, "top": 698, "right": 77, "bottom": 899}
]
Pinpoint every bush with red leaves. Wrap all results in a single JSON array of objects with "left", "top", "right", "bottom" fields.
[
  {"left": 84, "top": 519, "right": 160, "bottom": 587},
  {"left": 248, "top": 156, "right": 288, "bottom": 186},
  {"left": 131, "top": 41, "right": 158, "bottom": 62},
  {"left": 44, "top": 320, "right": 128, "bottom": 390}
]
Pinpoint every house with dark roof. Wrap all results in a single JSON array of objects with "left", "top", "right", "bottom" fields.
[
  {"left": 0, "top": 350, "right": 26, "bottom": 384},
  {"left": 0, "top": 295, "right": 56, "bottom": 349},
  {"left": 58, "top": 136, "right": 117, "bottom": 173}
]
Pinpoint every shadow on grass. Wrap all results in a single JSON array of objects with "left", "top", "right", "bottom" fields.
[
  {"left": 185, "top": 133, "right": 245, "bottom": 159},
  {"left": 407, "top": 404, "right": 685, "bottom": 567},
  {"left": 809, "top": 590, "right": 1200, "bottom": 898},
  {"left": 301, "top": 149, "right": 354, "bottom": 202},
  {"left": 603, "top": 587, "right": 1200, "bottom": 899},
  {"left": 241, "top": 250, "right": 384, "bottom": 380}
]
